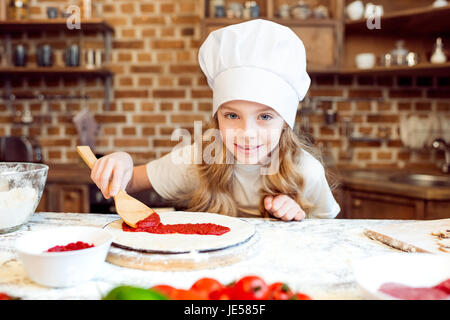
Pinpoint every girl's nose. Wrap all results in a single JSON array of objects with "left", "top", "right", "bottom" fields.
[
  {"left": 236, "top": 119, "right": 258, "bottom": 141},
  {"left": 239, "top": 118, "right": 256, "bottom": 132}
]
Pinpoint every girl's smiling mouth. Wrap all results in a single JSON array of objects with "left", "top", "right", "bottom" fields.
[{"left": 234, "top": 143, "right": 263, "bottom": 153}]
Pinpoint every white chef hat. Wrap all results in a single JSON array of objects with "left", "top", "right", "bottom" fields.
[{"left": 198, "top": 19, "right": 311, "bottom": 129}]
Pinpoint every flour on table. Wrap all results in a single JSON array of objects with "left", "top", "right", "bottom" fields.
[
  {"left": 0, "top": 187, "right": 37, "bottom": 229},
  {"left": 103, "top": 211, "right": 256, "bottom": 253}
]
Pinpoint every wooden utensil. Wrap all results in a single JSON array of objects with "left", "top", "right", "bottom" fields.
[
  {"left": 364, "top": 218, "right": 450, "bottom": 254},
  {"left": 76, "top": 146, "right": 156, "bottom": 228}
]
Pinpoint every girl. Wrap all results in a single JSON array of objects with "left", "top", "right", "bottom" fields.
[{"left": 90, "top": 19, "right": 340, "bottom": 221}]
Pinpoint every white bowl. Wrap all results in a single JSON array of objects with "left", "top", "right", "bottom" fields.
[
  {"left": 355, "top": 53, "right": 376, "bottom": 69},
  {"left": 15, "top": 226, "right": 113, "bottom": 288},
  {"left": 352, "top": 253, "right": 450, "bottom": 300}
]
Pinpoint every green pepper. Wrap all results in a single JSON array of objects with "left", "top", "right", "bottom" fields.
[{"left": 102, "top": 285, "right": 169, "bottom": 300}]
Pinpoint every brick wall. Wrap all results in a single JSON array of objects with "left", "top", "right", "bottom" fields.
[
  {"left": 306, "top": 74, "right": 450, "bottom": 170},
  {"left": 1, "top": 0, "right": 449, "bottom": 170}
]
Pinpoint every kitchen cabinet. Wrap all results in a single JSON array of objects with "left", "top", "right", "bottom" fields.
[
  {"left": 339, "top": 187, "right": 450, "bottom": 220},
  {"left": 36, "top": 186, "right": 48, "bottom": 213},
  {"left": 57, "top": 184, "right": 90, "bottom": 213},
  {"left": 336, "top": 169, "right": 450, "bottom": 220},
  {"left": 35, "top": 164, "right": 92, "bottom": 213},
  {"left": 425, "top": 200, "right": 450, "bottom": 220},
  {"left": 342, "top": 188, "right": 425, "bottom": 220},
  {"left": 36, "top": 183, "right": 90, "bottom": 213}
]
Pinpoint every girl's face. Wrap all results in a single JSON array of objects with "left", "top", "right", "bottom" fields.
[{"left": 217, "top": 100, "right": 286, "bottom": 164}]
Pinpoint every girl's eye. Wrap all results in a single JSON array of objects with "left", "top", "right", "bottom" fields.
[
  {"left": 225, "top": 113, "right": 239, "bottom": 120},
  {"left": 259, "top": 114, "right": 273, "bottom": 121}
]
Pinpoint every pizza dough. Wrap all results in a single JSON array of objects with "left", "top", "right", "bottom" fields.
[{"left": 103, "top": 211, "right": 256, "bottom": 253}]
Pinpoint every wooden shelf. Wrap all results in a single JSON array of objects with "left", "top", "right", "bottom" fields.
[
  {"left": 345, "top": 5, "right": 450, "bottom": 35},
  {"left": 339, "top": 62, "right": 450, "bottom": 76},
  {"left": 308, "top": 67, "right": 341, "bottom": 74},
  {"left": 0, "top": 19, "right": 115, "bottom": 109},
  {"left": 0, "top": 66, "right": 114, "bottom": 77},
  {"left": 0, "top": 18, "right": 114, "bottom": 33},
  {"left": 203, "top": 17, "right": 339, "bottom": 27}
]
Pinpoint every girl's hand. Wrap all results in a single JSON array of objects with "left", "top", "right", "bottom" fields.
[
  {"left": 264, "top": 195, "right": 306, "bottom": 221},
  {"left": 90, "top": 152, "right": 134, "bottom": 199}
]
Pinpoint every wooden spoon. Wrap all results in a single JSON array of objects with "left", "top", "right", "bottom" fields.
[{"left": 76, "top": 146, "right": 156, "bottom": 228}]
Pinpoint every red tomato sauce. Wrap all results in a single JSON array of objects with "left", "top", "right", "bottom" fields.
[
  {"left": 122, "top": 213, "right": 230, "bottom": 236},
  {"left": 46, "top": 241, "right": 94, "bottom": 252}
]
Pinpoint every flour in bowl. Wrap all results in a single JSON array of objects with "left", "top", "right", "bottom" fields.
[{"left": 0, "top": 187, "right": 38, "bottom": 229}]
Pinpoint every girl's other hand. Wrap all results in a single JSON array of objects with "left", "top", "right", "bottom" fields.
[
  {"left": 264, "top": 195, "right": 305, "bottom": 221},
  {"left": 90, "top": 152, "right": 134, "bottom": 199}
]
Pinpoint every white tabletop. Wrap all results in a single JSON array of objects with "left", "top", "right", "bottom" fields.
[{"left": 0, "top": 212, "right": 403, "bottom": 300}]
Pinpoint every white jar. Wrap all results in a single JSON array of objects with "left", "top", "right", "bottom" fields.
[{"left": 346, "top": 0, "right": 364, "bottom": 20}]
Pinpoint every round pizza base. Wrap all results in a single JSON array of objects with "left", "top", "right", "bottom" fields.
[
  {"left": 105, "top": 232, "right": 261, "bottom": 271},
  {"left": 103, "top": 211, "right": 256, "bottom": 253}
]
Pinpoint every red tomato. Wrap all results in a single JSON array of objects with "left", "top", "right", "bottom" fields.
[
  {"left": 433, "top": 279, "right": 450, "bottom": 294},
  {"left": 232, "top": 276, "right": 269, "bottom": 300},
  {"left": 266, "top": 282, "right": 294, "bottom": 300},
  {"left": 291, "top": 292, "right": 312, "bottom": 300},
  {"left": 150, "top": 285, "right": 176, "bottom": 299},
  {"left": 190, "top": 278, "right": 224, "bottom": 299},
  {"left": 171, "top": 289, "right": 205, "bottom": 300},
  {"left": 209, "top": 286, "right": 234, "bottom": 300},
  {"left": 0, "top": 293, "right": 11, "bottom": 300}
]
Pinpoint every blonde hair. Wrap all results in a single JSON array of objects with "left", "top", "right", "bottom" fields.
[{"left": 174, "top": 115, "right": 329, "bottom": 217}]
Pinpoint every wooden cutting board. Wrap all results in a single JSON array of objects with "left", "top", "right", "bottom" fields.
[{"left": 364, "top": 219, "right": 450, "bottom": 254}]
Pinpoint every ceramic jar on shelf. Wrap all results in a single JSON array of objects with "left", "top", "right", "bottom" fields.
[
  {"left": 291, "top": 0, "right": 311, "bottom": 20},
  {"left": 8, "top": 0, "right": 30, "bottom": 20}
]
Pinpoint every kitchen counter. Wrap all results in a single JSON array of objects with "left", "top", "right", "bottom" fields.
[
  {"left": 336, "top": 168, "right": 450, "bottom": 200},
  {"left": 0, "top": 212, "right": 408, "bottom": 300}
]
